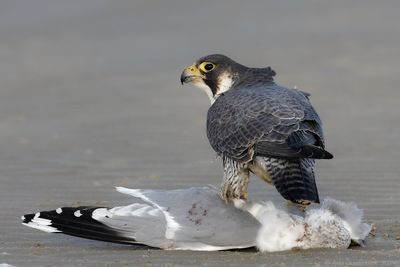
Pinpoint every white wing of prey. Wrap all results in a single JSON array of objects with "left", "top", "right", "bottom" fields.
[{"left": 22, "top": 185, "right": 371, "bottom": 252}]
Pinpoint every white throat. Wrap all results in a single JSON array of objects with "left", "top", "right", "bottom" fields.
[
  {"left": 193, "top": 72, "right": 235, "bottom": 104},
  {"left": 195, "top": 80, "right": 216, "bottom": 104},
  {"left": 216, "top": 72, "right": 234, "bottom": 96}
]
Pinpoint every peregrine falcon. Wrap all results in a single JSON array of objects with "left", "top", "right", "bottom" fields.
[{"left": 181, "top": 54, "right": 333, "bottom": 205}]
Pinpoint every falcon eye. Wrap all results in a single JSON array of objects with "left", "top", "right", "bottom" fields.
[
  {"left": 199, "top": 62, "right": 216, "bottom": 73},
  {"left": 204, "top": 63, "right": 214, "bottom": 71}
]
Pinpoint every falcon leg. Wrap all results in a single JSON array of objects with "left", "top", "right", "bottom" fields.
[
  {"left": 220, "top": 156, "right": 249, "bottom": 202},
  {"left": 248, "top": 157, "right": 273, "bottom": 185}
]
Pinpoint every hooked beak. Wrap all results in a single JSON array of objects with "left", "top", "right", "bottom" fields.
[{"left": 180, "top": 64, "right": 203, "bottom": 85}]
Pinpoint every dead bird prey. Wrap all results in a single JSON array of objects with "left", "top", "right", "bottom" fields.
[{"left": 22, "top": 186, "right": 370, "bottom": 252}]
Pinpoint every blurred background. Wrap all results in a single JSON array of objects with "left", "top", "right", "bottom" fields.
[{"left": 1, "top": 1, "right": 399, "bottom": 266}]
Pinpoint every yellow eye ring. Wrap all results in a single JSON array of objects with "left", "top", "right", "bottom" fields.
[{"left": 199, "top": 62, "right": 216, "bottom": 73}]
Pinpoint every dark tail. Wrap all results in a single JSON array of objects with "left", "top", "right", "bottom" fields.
[
  {"left": 22, "top": 206, "right": 137, "bottom": 245},
  {"left": 256, "top": 157, "right": 319, "bottom": 204},
  {"left": 273, "top": 158, "right": 319, "bottom": 204}
]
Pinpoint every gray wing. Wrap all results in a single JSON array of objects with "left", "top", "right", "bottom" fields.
[
  {"left": 207, "top": 85, "right": 331, "bottom": 162},
  {"left": 23, "top": 186, "right": 259, "bottom": 251},
  {"left": 116, "top": 186, "right": 260, "bottom": 250}
]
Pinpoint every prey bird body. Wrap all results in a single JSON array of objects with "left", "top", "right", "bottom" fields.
[
  {"left": 181, "top": 54, "right": 333, "bottom": 204},
  {"left": 22, "top": 186, "right": 371, "bottom": 251}
]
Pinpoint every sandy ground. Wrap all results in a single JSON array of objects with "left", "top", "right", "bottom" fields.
[{"left": 1, "top": 1, "right": 399, "bottom": 266}]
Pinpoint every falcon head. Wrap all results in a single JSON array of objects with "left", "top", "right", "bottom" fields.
[
  {"left": 181, "top": 54, "right": 275, "bottom": 103},
  {"left": 180, "top": 54, "right": 246, "bottom": 102}
]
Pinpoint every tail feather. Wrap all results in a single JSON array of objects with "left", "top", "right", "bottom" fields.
[
  {"left": 22, "top": 206, "right": 138, "bottom": 245},
  {"left": 255, "top": 157, "right": 319, "bottom": 204}
]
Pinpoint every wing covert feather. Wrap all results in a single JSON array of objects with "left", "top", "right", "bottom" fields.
[{"left": 207, "top": 85, "right": 326, "bottom": 161}]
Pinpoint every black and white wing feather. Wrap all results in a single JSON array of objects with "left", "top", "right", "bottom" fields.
[{"left": 22, "top": 186, "right": 259, "bottom": 251}]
